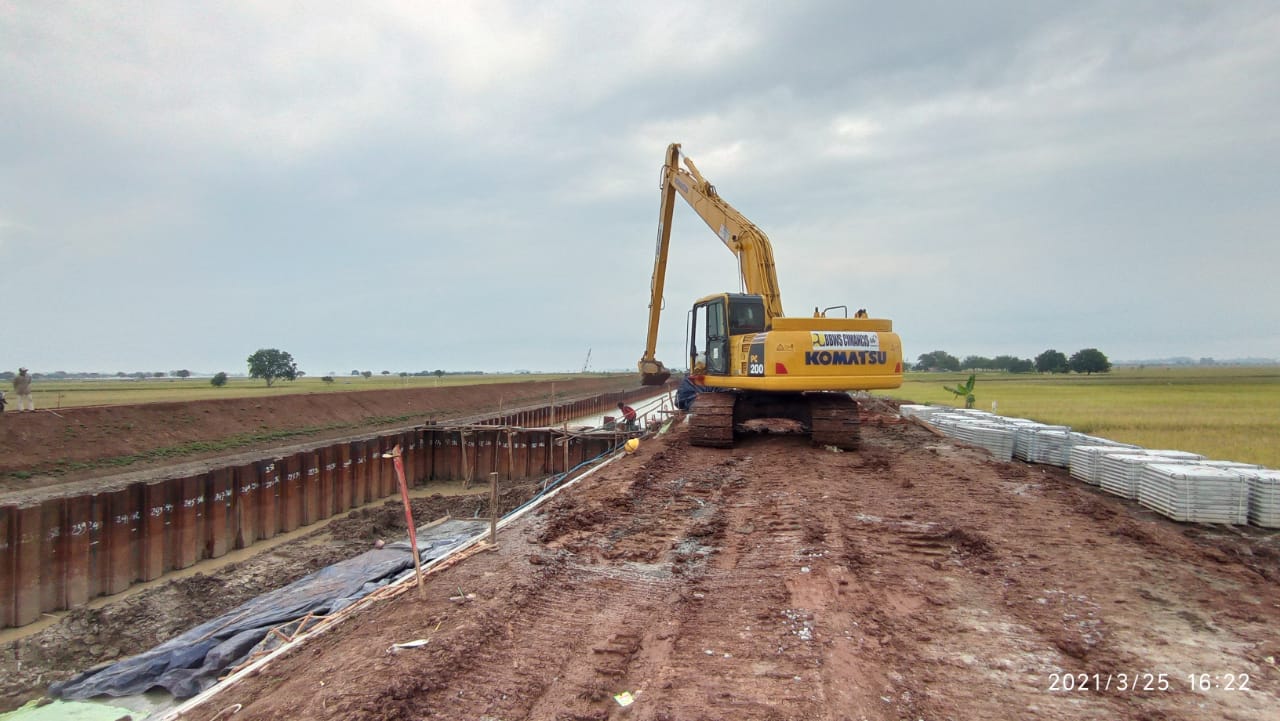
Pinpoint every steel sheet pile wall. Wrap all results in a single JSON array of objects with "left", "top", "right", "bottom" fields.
[{"left": 0, "top": 387, "right": 656, "bottom": 628}]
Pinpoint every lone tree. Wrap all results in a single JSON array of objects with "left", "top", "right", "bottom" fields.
[
  {"left": 1069, "top": 348, "right": 1112, "bottom": 375},
  {"left": 247, "top": 348, "right": 298, "bottom": 387},
  {"left": 210, "top": 372, "right": 228, "bottom": 387},
  {"left": 914, "top": 350, "right": 960, "bottom": 372},
  {"left": 1035, "top": 349, "right": 1070, "bottom": 374},
  {"left": 175, "top": 369, "right": 192, "bottom": 379}
]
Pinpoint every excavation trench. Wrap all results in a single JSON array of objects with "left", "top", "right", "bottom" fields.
[
  {"left": 0, "top": 390, "right": 675, "bottom": 714},
  {"left": 1, "top": 386, "right": 671, "bottom": 631}
]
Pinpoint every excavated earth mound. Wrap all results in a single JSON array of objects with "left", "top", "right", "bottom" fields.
[{"left": 0, "top": 376, "right": 638, "bottom": 495}]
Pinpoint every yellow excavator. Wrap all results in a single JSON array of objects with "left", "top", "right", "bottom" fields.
[{"left": 638, "top": 143, "right": 904, "bottom": 449}]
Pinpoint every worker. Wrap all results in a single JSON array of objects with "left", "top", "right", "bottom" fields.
[
  {"left": 675, "top": 375, "right": 711, "bottom": 411},
  {"left": 12, "top": 367, "right": 33, "bottom": 412},
  {"left": 616, "top": 402, "right": 638, "bottom": 431}
]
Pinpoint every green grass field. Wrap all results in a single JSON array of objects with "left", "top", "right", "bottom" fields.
[
  {"left": 11, "top": 373, "right": 610, "bottom": 410},
  {"left": 880, "top": 366, "right": 1280, "bottom": 468}
]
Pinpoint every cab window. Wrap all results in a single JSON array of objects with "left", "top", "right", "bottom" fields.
[{"left": 728, "top": 298, "right": 765, "bottom": 334}]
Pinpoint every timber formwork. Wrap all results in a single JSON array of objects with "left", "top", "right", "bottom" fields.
[{"left": 0, "top": 387, "right": 663, "bottom": 628}]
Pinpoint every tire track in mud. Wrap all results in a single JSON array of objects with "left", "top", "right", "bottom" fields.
[
  {"left": 328, "top": 439, "right": 745, "bottom": 720},
  {"left": 624, "top": 449, "right": 827, "bottom": 720},
  {"left": 827, "top": 425, "right": 1277, "bottom": 721},
  {"left": 194, "top": 417, "right": 1280, "bottom": 721},
  {"left": 827, "top": 430, "right": 1147, "bottom": 720}
]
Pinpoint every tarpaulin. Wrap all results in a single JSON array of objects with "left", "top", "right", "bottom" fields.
[{"left": 51, "top": 520, "right": 488, "bottom": 700}]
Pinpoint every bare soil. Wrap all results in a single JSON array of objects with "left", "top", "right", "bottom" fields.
[
  {"left": 0, "top": 376, "right": 638, "bottom": 494},
  {"left": 162, "top": 411, "right": 1278, "bottom": 721}
]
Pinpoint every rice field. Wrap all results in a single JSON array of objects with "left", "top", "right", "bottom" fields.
[{"left": 882, "top": 365, "right": 1280, "bottom": 468}]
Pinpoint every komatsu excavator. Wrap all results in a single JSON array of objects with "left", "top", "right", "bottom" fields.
[{"left": 638, "top": 143, "right": 904, "bottom": 449}]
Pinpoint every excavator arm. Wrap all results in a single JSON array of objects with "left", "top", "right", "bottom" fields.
[{"left": 638, "top": 143, "right": 786, "bottom": 385}]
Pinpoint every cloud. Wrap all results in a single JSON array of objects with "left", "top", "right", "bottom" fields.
[{"left": 2, "top": 1, "right": 1278, "bottom": 373}]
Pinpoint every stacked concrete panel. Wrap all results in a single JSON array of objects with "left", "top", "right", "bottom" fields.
[
  {"left": 1099, "top": 451, "right": 1204, "bottom": 499},
  {"left": 1014, "top": 425, "right": 1070, "bottom": 463},
  {"left": 1069, "top": 443, "right": 1143, "bottom": 485},
  {"left": 950, "top": 422, "right": 1016, "bottom": 461},
  {"left": 903, "top": 405, "right": 1273, "bottom": 529},
  {"left": 1138, "top": 464, "right": 1250, "bottom": 524},
  {"left": 1232, "top": 468, "right": 1280, "bottom": 528}
]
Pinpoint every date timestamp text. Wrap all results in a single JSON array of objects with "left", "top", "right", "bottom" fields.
[{"left": 1046, "top": 672, "right": 1251, "bottom": 692}]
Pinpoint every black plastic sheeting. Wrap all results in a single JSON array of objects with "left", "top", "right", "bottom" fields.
[{"left": 51, "top": 520, "right": 488, "bottom": 700}]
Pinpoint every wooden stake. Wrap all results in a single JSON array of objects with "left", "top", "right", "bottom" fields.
[
  {"left": 460, "top": 430, "right": 470, "bottom": 488},
  {"left": 488, "top": 472, "right": 499, "bottom": 546},
  {"left": 387, "top": 445, "right": 426, "bottom": 600},
  {"left": 506, "top": 427, "right": 515, "bottom": 480}
]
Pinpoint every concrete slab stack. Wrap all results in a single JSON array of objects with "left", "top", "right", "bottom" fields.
[
  {"left": 1099, "top": 451, "right": 1205, "bottom": 499},
  {"left": 1232, "top": 469, "right": 1280, "bottom": 528},
  {"left": 1014, "top": 425, "right": 1070, "bottom": 463},
  {"left": 1069, "top": 444, "right": 1142, "bottom": 485},
  {"left": 951, "top": 422, "right": 1016, "bottom": 461},
  {"left": 1138, "top": 464, "right": 1250, "bottom": 524}
]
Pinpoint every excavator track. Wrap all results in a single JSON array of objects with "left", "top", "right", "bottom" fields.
[
  {"left": 808, "top": 393, "right": 860, "bottom": 451},
  {"left": 689, "top": 392, "right": 736, "bottom": 448}
]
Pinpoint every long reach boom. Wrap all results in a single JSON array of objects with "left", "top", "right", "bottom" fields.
[{"left": 639, "top": 143, "right": 785, "bottom": 385}]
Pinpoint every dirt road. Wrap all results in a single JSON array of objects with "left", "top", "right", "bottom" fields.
[{"left": 182, "top": 412, "right": 1280, "bottom": 721}]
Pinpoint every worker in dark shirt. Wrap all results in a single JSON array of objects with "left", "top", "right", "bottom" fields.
[{"left": 676, "top": 375, "right": 711, "bottom": 411}]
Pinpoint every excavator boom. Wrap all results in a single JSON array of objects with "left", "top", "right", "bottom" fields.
[
  {"left": 638, "top": 145, "right": 680, "bottom": 385},
  {"left": 639, "top": 143, "right": 786, "bottom": 384}
]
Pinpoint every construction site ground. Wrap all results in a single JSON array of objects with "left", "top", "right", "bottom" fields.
[
  {"left": 0, "top": 375, "right": 639, "bottom": 496},
  {"left": 5, "top": 399, "right": 1280, "bottom": 719}
]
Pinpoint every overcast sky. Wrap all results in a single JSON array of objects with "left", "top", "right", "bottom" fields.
[{"left": 2, "top": 1, "right": 1277, "bottom": 375}]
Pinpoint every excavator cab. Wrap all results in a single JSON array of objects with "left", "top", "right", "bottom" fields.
[{"left": 690, "top": 293, "right": 765, "bottom": 377}]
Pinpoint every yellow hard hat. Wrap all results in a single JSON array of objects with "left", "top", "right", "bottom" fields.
[{"left": 624, "top": 438, "right": 640, "bottom": 454}]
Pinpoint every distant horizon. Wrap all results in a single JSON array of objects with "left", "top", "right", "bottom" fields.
[{"left": 6, "top": 355, "right": 1279, "bottom": 380}]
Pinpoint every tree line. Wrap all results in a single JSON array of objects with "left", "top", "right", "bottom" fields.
[{"left": 912, "top": 348, "right": 1112, "bottom": 375}]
